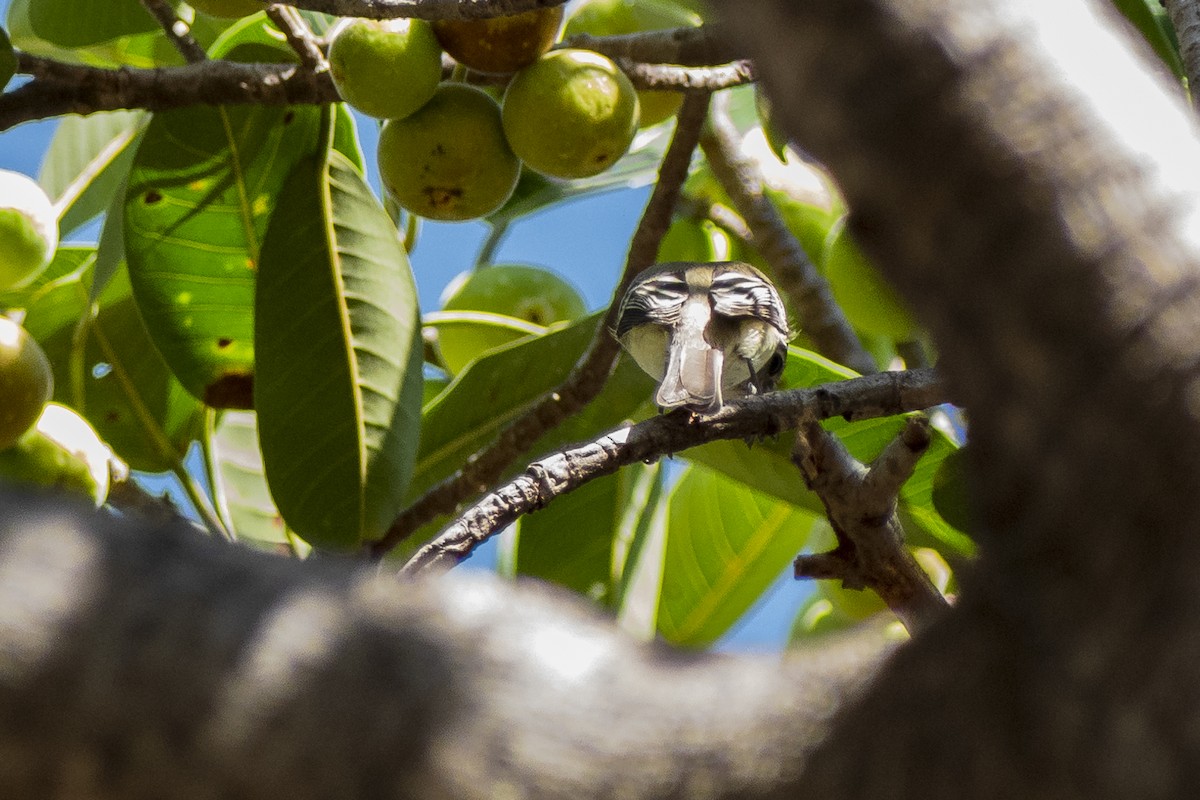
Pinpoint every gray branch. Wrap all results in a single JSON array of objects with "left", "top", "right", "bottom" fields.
[{"left": 1164, "top": 0, "right": 1200, "bottom": 112}]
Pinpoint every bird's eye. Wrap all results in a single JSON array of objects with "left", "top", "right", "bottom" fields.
[{"left": 766, "top": 352, "right": 785, "bottom": 377}]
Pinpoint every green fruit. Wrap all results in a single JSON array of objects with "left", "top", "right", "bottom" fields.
[
  {"left": 656, "top": 217, "right": 732, "bottom": 263},
  {"left": 503, "top": 49, "right": 638, "bottom": 179},
  {"left": 0, "top": 169, "right": 58, "bottom": 291},
  {"left": 822, "top": 218, "right": 919, "bottom": 340},
  {"left": 379, "top": 83, "right": 521, "bottom": 221},
  {"left": 443, "top": 263, "right": 587, "bottom": 325},
  {"left": 436, "top": 264, "right": 587, "bottom": 373},
  {"left": 0, "top": 402, "right": 111, "bottom": 505},
  {"left": 0, "top": 317, "right": 53, "bottom": 451},
  {"left": 564, "top": 0, "right": 701, "bottom": 127},
  {"left": 433, "top": 6, "right": 564, "bottom": 74},
  {"left": 328, "top": 17, "right": 443, "bottom": 120},
  {"left": 188, "top": 0, "right": 263, "bottom": 18}
]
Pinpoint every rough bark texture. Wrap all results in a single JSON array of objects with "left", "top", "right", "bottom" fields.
[
  {"left": 2, "top": 0, "right": 1199, "bottom": 797},
  {"left": 727, "top": 0, "right": 1200, "bottom": 796}
]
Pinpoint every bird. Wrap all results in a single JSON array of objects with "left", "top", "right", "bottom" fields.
[{"left": 613, "top": 261, "right": 791, "bottom": 413}]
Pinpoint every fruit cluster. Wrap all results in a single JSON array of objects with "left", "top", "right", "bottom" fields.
[
  {"left": 0, "top": 170, "right": 110, "bottom": 504},
  {"left": 327, "top": 0, "right": 699, "bottom": 222}
]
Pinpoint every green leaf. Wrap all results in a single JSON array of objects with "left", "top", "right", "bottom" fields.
[
  {"left": 210, "top": 410, "right": 287, "bottom": 544},
  {"left": 0, "top": 246, "right": 98, "bottom": 342},
  {"left": 256, "top": 145, "right": 424, "bottom": 550},
  {"left": 39, "top": 110, "right": 145, "bottom": 236},
  {"left": 411, "top": 313, "right": 655, "bottom": 500},
  {"left": 655, "top": 464, "right": 822, "bottom": 647},
  {"left": 0, "top": 26, "right": 15, "bottom": 90},
  {"left": 124, "top": 103, "right": 327, "bottom": 407},
  {"left": 1110, "top": 0, "right": 1184, "bottom": 78},
  {"left": 28, "top": 0, "right": 160, "bottom": 47}
]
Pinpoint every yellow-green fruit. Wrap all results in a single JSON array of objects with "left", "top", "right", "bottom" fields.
[
  {"left": 564, "top": 0, "right": 701, "bottom": 127},
  {"left": 822, "top": 218, "right": 919, "bottom": 340},
  {"left": 656, "top": 217, "right": 732, "bottom": 263},
  {"left": 443, "top": 264, "right": 587, "bottom": 325},
  {"left": 0, "top": 317, "right": 53, "bottom": 451},
  {"left": 433, "top": 6, "right": 564, "bottom": 74},
  {"left": 378, "top": 83, "right": 521, "bottom": 221},
  {"left": 0, "top": 169, "right": 58, "bottom": 291},
  {"left": 0, "top": 402, "right": 111, "bottom": 505},
  {"left": 328, "top": 18, "right": 443, "bottom": 120},
  {"left": 503, "top": 49, "right": 638, "bottom": 179},
  {"left": 436, "top": 264, "right": 587, "bottom": 373},
  {"left": 188, "top": 0, "right": 262, "bottom": 18}
]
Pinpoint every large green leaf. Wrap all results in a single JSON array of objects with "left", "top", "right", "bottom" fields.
[
  {"left": 0, "top": 246, "right": 98, "bottom": 342},
  {"left": 655, "top": 464, "right": 822, "bottom": 647},
  {"left": 210, "top": 410, "right": 288, "bottom": 545},
  {"left": 256, "top": 145, "right": 424, "bottom": 550},
  {"left": 1110, "top": 0, "right": 1184, "bottom": 78},
  {"left": 40, "top": 110, "right": 145, "bottom": 236},
  {"left": 124, "top": 103, "right": 327, "bottom": 408},
  {"left": 28, "top": 0, "right": 160, "bottom": 47},
  {"left": 7, "top": 0, "right": 176, "bottom": 67},
  {"left": 411, "top": 313, "right": 656, "bottom": 500}
]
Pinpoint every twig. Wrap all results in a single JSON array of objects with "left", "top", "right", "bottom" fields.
[
  {"left": 562, "top": 26, "right": 739, "bottom": 66},
  {"left": 266, "top": 4, "right": 329, "bottom": 71},
  {"left": 400, "top": 367, "right": 948, "bottom": 575},
  {"left": 2, "top": 55, "right": 335, "bottom": 133},
  {"left": 617, "top": 58, "right": 755, "bottom": 92},
  {"left": 792, "top": 415, "right": 948, "bottom": 634},
  {"left": 701, "top": 94, "right": 877, "bottom": 375},
  {"left": 139, "top": 0, "right": 207, "bottom": 63},
  {"left": 286, "top": 0, "right": 567, "bottom": 20},
  {"left": 370, "top": 91, "right": 713, "bottom": 559}
]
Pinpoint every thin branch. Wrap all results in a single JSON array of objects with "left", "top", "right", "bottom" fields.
[
  {"left": 563, "top": 25, "right": 740, "bottom": 67},
  {"left": 370, "top": 91, "right": 712, "bottom": 558},
  {"left": 700, "top": 94, "right": 877, "bottom": 375},
  {"left": 2, "top": 55, "right": 335, "bottom": 133},
  {"left": 139, "top": 0, "right": 207, "bottom": 63},
  {"left": 617, "top": 58, "right": 755, "bottom": 92},
  {"left": 792, "top": 415, "right": 948, "bottom": 634},
  {"left": 1163, "top": 0, "right": 1200, "bottom": 113},
  {"left": 400, "top": 367, "right": 948, "bottom": 574},
  {"left": 266, "top": 4, "right": 329, "bottom": 71},
  {"left": 286, "top": 0, "right": 568, "bottom": 20}
]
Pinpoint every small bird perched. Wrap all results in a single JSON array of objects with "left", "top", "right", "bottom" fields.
[{"left": 614, "top": 261, "right": 791, "bottom": 412}]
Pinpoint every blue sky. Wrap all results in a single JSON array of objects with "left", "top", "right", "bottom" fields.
[{"left": 0, "top": 0, "right": 813, "bottom": 650}]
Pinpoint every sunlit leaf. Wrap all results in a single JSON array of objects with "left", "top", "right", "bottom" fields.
[
  {"left": 28, "top": 0, "right": 160, "bottom": 47},
  {"left": 256, "top": 136, "right": 424, "bottom": 550},
  {"left": 124, "top": 103, "right": 327, "bottom": 407},
  {"left": 210, "top": 410, "right": 287, "bottom": 544},
  {"left": 655, "top": 464, "right": 821, "bottom": 647}
]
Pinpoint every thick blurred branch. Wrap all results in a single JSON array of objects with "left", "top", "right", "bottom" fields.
[{"left": 1163, "top": 0, "right": 1200, "bottom": 112}]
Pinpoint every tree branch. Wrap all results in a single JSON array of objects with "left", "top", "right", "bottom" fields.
[
  {"left": 401, "top": 367, "right": 948, "bottom": 574},
  {"left": 616, "top": 58, "right": 755, "bottom": 92},
  {"left": 563, "top": 25, "right": 740, "bottom": 67},
  {"left": 265, "top": 4, "right": 329, "bottom": 71},
  {"left": 286, "top": 0, "right": 567, "bottom": 20},
  {"left": 701, "top": 94, "right": 877, "bottom": 375},
  {"left": 1163, "top": 0, "right": 1200, "bottom": 112},
  {"left": 139, "top": 0, "right": 207, "bottom": 63},
  {"left": 791, "top": 415, "right": 948, "bottom": 634},
  {"left": 370, "top": 91, "right": 713, "bottom": 558}
]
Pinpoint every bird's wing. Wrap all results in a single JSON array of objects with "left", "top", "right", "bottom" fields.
[
  {"left": 615, "top": 271, "right": 689, "bottom": 338},
  {"left": 709, "top": 269, "right": 790, "bottom": 335}
]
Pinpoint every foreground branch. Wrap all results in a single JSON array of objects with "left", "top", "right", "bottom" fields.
[
  {"left": 0, "top": 489, "right": 893, "bottom": 799},
  {"left": 287, "top": 0, "right": 567, "bottom": 19},
  {"left": 402, "top": 368, "right": 947, "bottom": 574}
]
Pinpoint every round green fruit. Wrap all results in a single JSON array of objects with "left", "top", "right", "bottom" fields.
[
  {"left": 503, "top": 49, "right": 638, "bottom": 179},
  {"left": 433, "top": 6, "right": 564, "bottom": 74},
  {"left": 378, "top": 83, "right": 521, "bottom": 221},
  {"left": 435, "top": 264, "right": 587, "bottom": 373},
  {"left": 0, "top": 169, "right": 58, "bottom": 291},
  {"left": 564, "top": 0, "right": 701, "bottom": 127},
  {"left": 0, "top": 317, "right": 53, "bottom": 451},
  {"left": 328, "top": 17, "right": 443, "bottom": 120},
  {"left": 188, "top": 0, "right": 263, "bottom": 18},
  {"left": 0, "top": 402, "right": 111, "bottom": 505},
  {"left": 443, "top": 263, "right": 587, "bottom": 325},
  {"left": 822, "top": 218, "right": 919, "bottom": 341},
  {"left": 656, "top": 217, "right": 732, "bottom": 263}
]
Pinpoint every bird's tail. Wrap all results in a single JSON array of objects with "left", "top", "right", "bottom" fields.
[{"left": 656, "top": 299, "right": 723, "bottom": 411}]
